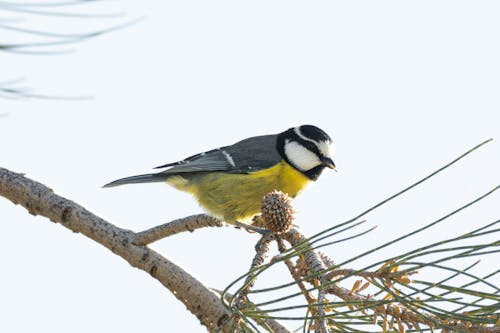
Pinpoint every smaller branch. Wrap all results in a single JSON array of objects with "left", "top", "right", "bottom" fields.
[
  {"left": 215, "top": 289, "right": 292, "bottom": 333},
  {"left": 236, "top": 233, "right": 275, "bottom": 308},
  {"left": 325, "top": 280, "right": 500, "bottom": 333},
  {"left": 281, "top": 229, "right": 329, "bottom": 333},
  {"left": 233, "top": 233, "right": 296, "bottom": 332},
  {"left": 133, "top": 214, "right": 224, "bottom": 245},
  {"left": 234, "top": 221, "right": 271, "bottom": 234},
  {"left": 325, "top": 267, "right": 417, "bottom": 285},
  {"left": 325, "top": 268, "right": 379, "bottom": 280},
  {"left": 275, "top": 238, "right": 316, "bottom": 305},
  {"left": 316, "top": 276, "right": 329, "bottom": 333},
  {"left": 281, "top": 229, "right": 327, "bottom": 277},
  {"left": 260, "top": 318, "right": 292, "bottom": 333}
]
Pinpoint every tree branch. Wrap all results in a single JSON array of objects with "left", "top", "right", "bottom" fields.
[
  {"left": 0, "top": 167, "right": 232, "bottom": 333},
  {"left": 133, "top": 214, "right": 224, "bottom": 245}
]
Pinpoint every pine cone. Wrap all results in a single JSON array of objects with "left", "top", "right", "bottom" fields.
[{"left": 261, "top": 190, "right": 295, "bottom": 233}]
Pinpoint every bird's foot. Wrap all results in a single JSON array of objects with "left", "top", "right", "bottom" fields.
[{"left": 234, "top": 221, "right": 272, "bottom": 235}]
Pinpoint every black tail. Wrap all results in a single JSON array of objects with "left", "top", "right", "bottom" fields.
[{"left": 102, "top": 174, "right": 167, "bottom": 188}]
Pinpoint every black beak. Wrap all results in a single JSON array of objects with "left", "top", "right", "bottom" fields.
[{"left": 321, "top": 157, "right": 336, "bottom": 170}]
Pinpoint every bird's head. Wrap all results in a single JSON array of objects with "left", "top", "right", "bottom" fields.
[{"left": 277, "top": 125, "right": 336, "bottom": 180}]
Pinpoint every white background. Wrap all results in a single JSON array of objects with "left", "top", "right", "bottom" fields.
[{"left": 1, "top": 1, "right": 499, "bottom": 332}]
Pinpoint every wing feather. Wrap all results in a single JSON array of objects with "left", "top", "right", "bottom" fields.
[
  {"left": 156, "top": 149, "right": 232, "bottom": 174},
  {"left": 155, "top": 134, "right": 281, "bottom": 175}
]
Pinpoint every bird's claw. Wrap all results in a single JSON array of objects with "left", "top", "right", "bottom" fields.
[{"left": 234, "top": 221, "right": 272, "bottom": 235}]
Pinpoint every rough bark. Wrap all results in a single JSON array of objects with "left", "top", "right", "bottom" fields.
[{"left": 0, "top": 167, "right": 232, "bottom": 333}]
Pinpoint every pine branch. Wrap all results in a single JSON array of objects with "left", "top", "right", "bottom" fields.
[
  {"left": 224, "top": 172, "right": 498, "bottom": 333},
  {"left": 0, "top": 0, "right": 137, "bottom": 99}
]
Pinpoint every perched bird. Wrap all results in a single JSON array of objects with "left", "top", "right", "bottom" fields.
[{"left": 103, "top": 125, "right": 335, "bottom": 224}]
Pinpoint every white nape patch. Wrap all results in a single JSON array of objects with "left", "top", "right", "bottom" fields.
[
  {"left": 221, "top": 150, "right": 235, "bottom": 167},
  {"left": 284, "top": 140, "right": 322, "bottom": 171}
]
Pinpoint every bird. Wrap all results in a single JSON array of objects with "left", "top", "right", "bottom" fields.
[{"left": 103, "top": 125, "right": 335, "bottom": 225}]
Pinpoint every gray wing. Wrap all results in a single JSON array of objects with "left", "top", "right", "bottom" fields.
[{"left": 156, "top": 134, "right": 281, "bottom": 175}]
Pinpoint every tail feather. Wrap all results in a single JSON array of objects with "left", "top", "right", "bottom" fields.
[{"left": 102, "top": 174, "right": 167, "bottom": 188}]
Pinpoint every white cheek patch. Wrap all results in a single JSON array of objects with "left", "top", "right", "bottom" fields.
[{"left": 284, "top": 140, "right": 322, "bottom": 171}]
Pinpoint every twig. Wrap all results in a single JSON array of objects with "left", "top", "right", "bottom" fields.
[
  {"left": 133, "top": 214, "right": 224, "bottom": 245},
  {"left": 281, "top": 229, "right": 329, "bottom": 333},
  {"left": 215, "top": 289, "right": 292, "bottom": 333},
  {"left": 316, "top": 276, "right": 329, "bottom": 333},
  {"left": 275, "top": 238, "right": 316, "bottom": 305},
  {"left": 236, "top": 233, "right": 275, "bottom": 308},
  {"left": 281, "top": 229, "right": 327, "bottom": 277},
  {"left": 324, "top": 277, "right": 500, "bottom": 333}
]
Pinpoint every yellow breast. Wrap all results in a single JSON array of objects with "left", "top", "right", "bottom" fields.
[{"left": 166, "top": 160, "right": 311, "bottom": 223}]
